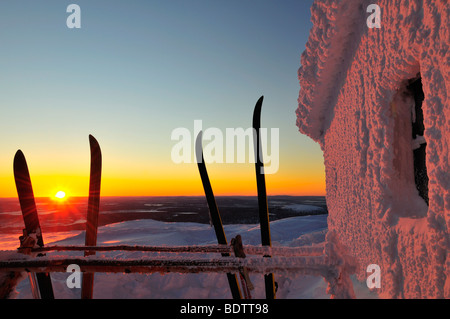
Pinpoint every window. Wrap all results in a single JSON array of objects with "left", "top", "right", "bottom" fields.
[{"left": 407, "top": 75, "right": 428, "bottom": 206}]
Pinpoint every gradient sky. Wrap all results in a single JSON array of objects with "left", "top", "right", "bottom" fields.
[{"left": 0, "top": 0, "right": 324, "bottom": 198}]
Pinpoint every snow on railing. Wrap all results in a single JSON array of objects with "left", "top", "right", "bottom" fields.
[
  {"left": 28, "top": 243, "right": 325, "bottom": 256},
  {"left": 0, "top": 233, "right": 356, "bottom": 299},
  {"left": 0, "top": 252, "right": 331, "bottom": 275}
]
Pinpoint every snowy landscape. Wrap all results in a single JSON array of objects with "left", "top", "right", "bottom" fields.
[
  {"left": 7, "top": 213, "right": 376, "bottom": 299},
  {"left": 1, "top": 196, "right": 368, "bottom": 299}
]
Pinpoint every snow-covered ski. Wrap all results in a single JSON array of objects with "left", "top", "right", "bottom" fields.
[
  {"left": 81, "top": 135, "right": 102, "bottom": 299},
  {"left": 195, "top": 131, "right": 242, "bottom": 299},
  {"left": 252, "top": 96, "right": 276, "bottom": 299},
  {"left": 13, "top": 150, "right": 55, "bottom": 299}
]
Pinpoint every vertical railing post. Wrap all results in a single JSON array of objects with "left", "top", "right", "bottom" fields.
[{"left": 231, "top": 235, "right": 254, "bottom": 299}]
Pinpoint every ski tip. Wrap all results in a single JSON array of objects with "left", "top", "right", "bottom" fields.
[
  {"left": 14, "top": 149, "right": 24, "bottom": 158},
  {"left": 89, "top": 134, "right": 101, "bottom": 149},
  {"left": 88, "top": 134, "right": 96, "bottom": 143},
  {"left": 253, "top": 96, "right": 264, "bottom": 127},
  {"left": 254, "top": 96, "right": 264, "bottom": 112},
  {"left": 195, "top": 130, "right": 203, "bottom": 144},
  {"left": 13, "top": 150, "right": 25, "bottom": 164},
  {"left": 195, "top": 131, "right": 203, "bottom": 164},
  {"left": 13, "top": 150, "right": 29, "bottom": 177}
]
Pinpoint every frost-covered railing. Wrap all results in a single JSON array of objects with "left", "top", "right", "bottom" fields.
[
  {"left": 0, "top": 232, "right": 357, "bottom": 299},
  {"left": 30, "top": 243, "right": 325, "bottom": 256},
  {"left": 0, "top": 251, "right": 329, "bottom": 277}
]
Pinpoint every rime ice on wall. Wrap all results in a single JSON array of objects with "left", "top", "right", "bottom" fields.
[{"left": 297, "top": 0, "right": 448, "bottom": 298}]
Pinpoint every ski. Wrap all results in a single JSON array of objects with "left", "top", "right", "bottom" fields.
[
  {"left": 252, "top": 96, "right": 276, "bottom": 299},
  {"left": 81, "top": 135, "right": 102, "bottom": 299},
  {"left": 195, "top": 131, "right": 242, "bottom": 300},
  {"left": 13, "top": 150, "right": 55, "bottom": 299}
]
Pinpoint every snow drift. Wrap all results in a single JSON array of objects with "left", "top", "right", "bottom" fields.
[{"left": 296, "top": 0, "right": 448, "bottom": 298}]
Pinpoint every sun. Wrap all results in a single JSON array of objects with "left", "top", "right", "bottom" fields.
[{"left": 54, "top": 191, "right": 66, "bottom": 200}]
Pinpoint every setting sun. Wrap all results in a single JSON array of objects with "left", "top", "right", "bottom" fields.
[{"left": 55, "top": 191, "right": 66, "bottom": 200}]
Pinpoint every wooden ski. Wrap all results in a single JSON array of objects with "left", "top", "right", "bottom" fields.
[
  {"left": 195, "top": 131, "right": 242, "bottom": 299},
  {"left": 13, "top": 150, "right": 54, "bottom": 299},
  {"left": 81, "top": 135, "right": 102, "bottom": 299},
  {"left": 252, "top": 96, "right": 276, "bottom": 299}
]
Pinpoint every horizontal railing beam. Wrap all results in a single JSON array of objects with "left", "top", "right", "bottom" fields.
[
  {"left": 31, "top": 244, "right": 231, "bottom": 254},
  {"left": 29, "top": 244, "right": 324, "bottom": 257},
  {"left": 0, "top": 255, "right": 332, "bottom": 276}
]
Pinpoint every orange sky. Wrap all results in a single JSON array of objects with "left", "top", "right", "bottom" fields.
[
  {"left": 0, "top": 1, "right": 325, "bottom": 199},
  {"left": 0, "top": 152, "right": 326, "bottom": 198}
]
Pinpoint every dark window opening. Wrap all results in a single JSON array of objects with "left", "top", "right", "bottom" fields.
[{"left": 407, "top": 75, "right": 428, "bottom": 205}]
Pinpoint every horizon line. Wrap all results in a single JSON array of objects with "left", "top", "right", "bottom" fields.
[{"left": 0, "top": 194, "right": 327, "bottom": 199}]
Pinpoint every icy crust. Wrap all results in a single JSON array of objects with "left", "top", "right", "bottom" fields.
[
  {"left": 296, "top": 0, "right": 371, "bottom": 142},
  {"left": 297, "top": 0, "right": 448, "bottom": 298},
  {"left": 323, "top": 231, "right": 358, "bottom": 298}
]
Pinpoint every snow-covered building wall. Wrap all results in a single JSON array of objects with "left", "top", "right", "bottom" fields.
[{"left": 296, "top": 0, "right": 448, "bottom": 298}]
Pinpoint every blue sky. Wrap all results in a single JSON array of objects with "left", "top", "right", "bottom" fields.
[{"left": 0, "top": 0, "right": 324, "bottom": 197}]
